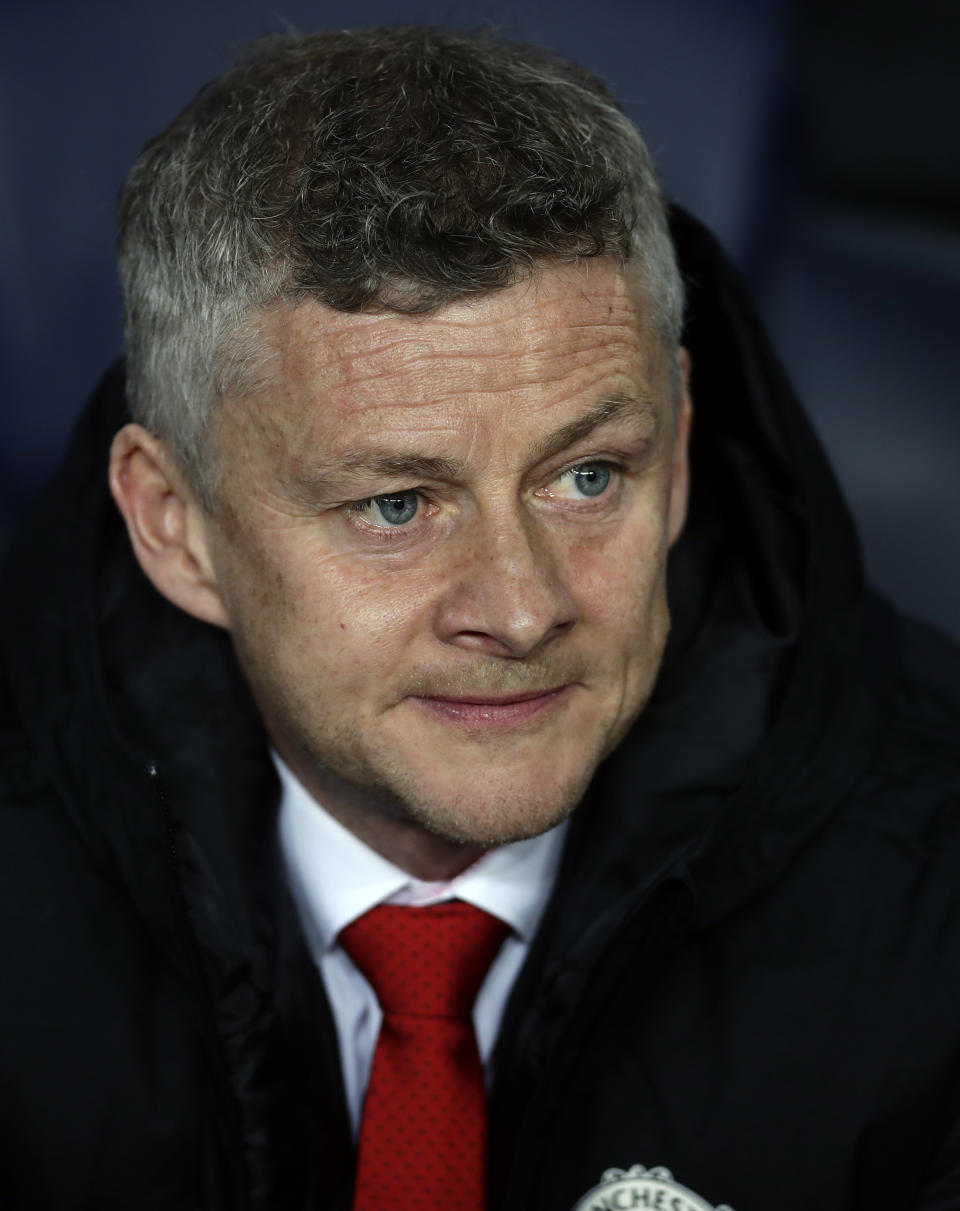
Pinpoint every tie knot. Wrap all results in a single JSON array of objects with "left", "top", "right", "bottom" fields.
[{"left": 340, "top": 901, "right": 510, "bottom": 1019}]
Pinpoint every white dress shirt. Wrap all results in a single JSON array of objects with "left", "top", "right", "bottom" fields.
[{"left": 275, "top": 754, "right": 568, "bottom": 1136}]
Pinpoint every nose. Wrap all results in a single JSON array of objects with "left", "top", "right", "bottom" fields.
[{"left": 433, "top": 507, "right": 577, "bottom": 658}]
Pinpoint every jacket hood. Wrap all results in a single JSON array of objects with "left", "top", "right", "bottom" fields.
[{"left": 0, "top": 209, "right": 901, "bottom": 1197}]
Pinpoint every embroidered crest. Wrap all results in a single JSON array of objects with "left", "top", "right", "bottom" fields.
[{"left": 570, "top": 1164, "right": 735, "bottom": 1211}]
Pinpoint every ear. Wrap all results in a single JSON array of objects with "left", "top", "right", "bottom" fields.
[
  {"left": 667, "top": 346, "right": 694, "bottom": 548},
  {"left": 108, "top": 424, "right": 231, "bottom": 628}
]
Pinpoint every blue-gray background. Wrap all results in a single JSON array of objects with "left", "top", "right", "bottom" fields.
[{"left": 2, "top": 0, "right": 958, "bottom": 635}]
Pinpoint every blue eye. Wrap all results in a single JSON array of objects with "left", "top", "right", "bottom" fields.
[
  {"left": 350, "top": 492, "right": 422, "bottom": 529},
  {"left": 370, "top": 492, "right": 419, "bottom": 526},
  {"left": 570, "top": 463, "right": 611, "bottom": 497}
]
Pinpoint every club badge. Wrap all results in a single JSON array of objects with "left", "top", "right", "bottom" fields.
[{"left": 570, "top": 1164, "right": 735, "bottom": 1211}]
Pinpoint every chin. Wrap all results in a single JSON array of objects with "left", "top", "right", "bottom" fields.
[{"left": 398, "top": 766, "right": 591, "bottom": 848}]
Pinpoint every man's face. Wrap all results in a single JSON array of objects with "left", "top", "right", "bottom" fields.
[{"left": 200, "top": 259, "right": 691, "bottom": 851}]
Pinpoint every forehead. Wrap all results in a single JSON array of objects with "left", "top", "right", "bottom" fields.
[{"left": 225, "top": 259, "right": 664, "bottom": 454}]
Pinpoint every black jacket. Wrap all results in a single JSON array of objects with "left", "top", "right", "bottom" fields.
[{"left": 3, "top": 211, "right": 960, "bottom": 1211}]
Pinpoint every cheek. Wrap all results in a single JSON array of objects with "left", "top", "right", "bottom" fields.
[
  {"left": 565, "top": 513, "right": 669, "bottom": 634},
  {"left": 259, "top": 547, "right": 437, "bottom": 676}
]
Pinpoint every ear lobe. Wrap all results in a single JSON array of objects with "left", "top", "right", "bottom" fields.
[
  {"left": 667, "top": 347, "right": 694, "bottom": 548},
  {"left": 108, "top": 424, "right": 231, "bottom": 629}
]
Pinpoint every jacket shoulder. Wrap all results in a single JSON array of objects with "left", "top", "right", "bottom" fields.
[
  {"left": 879, "top": 611, "right": 960, "bottom": 799},
  {"left": 0, "top": 676, "right": 56, "bottom": 813},
  {"left": 900, "top": 612, "right": 960, "bottom": 728},
  {"left": 833, "top": 610, "right": 960, "bottom": 898}
]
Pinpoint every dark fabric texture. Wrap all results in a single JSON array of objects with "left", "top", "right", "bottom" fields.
[{"left": 2, "top": 209, "right": 959, "bottom": 1211}]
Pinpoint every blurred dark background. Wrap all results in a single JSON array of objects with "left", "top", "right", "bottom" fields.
[{"left": 2, "top": 0, "right": 958, "bottom": 635}]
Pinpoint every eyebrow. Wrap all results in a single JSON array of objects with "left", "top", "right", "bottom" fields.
[
  {"left": 284, "top": 451, "right": 463, "bottom": 501},
  {"left": 289, "top": 394, "right": 657, "bottom": 496},
  {"left": 337, "top": 451, "right": 463, "bottom": 481},
  {"left": 527, "top": 394, "right": 658, "bottom": 465}
]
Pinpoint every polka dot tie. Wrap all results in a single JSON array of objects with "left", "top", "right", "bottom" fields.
[{"left": 339, "top": 901, "right": 511, "bottom": 1211}]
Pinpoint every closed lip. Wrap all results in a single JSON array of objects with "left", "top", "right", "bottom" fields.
[
  {"left": 408, "top": 686, "right": 574, "bottom": 728},
  {"left": 418, "top": 687, "right": 567, "bottom": 706}
]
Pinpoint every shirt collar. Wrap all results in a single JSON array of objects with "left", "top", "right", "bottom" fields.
[{"left": 275, "top": 752, "right": 568, "bottom": 954}]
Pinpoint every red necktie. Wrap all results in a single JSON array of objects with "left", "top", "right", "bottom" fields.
[{"left": 339, "top": 901, "right": 510, "bottom": 1211}]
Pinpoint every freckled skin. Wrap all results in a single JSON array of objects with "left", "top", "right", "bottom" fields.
[{"left": 200, "top": 259, "right": 692, "bottom": 878}]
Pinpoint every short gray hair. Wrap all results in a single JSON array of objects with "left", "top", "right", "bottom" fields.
[{"left": 118, "top": 26, "right": 684, "bottom": 505}]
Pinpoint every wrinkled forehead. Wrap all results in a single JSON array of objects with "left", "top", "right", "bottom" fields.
[{"left": 211, "top": 258, "right": 669, "bottom": 462}]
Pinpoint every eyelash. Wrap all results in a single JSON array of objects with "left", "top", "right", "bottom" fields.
[
  {"left": 346, "top": 459, "right": 621, "bottom": 539},
  {"left": 346, "top": 492, "right": 431, "bottom": 539},
  {"left": 542, "top": 460, "right": 616, "bottom": 502}
]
